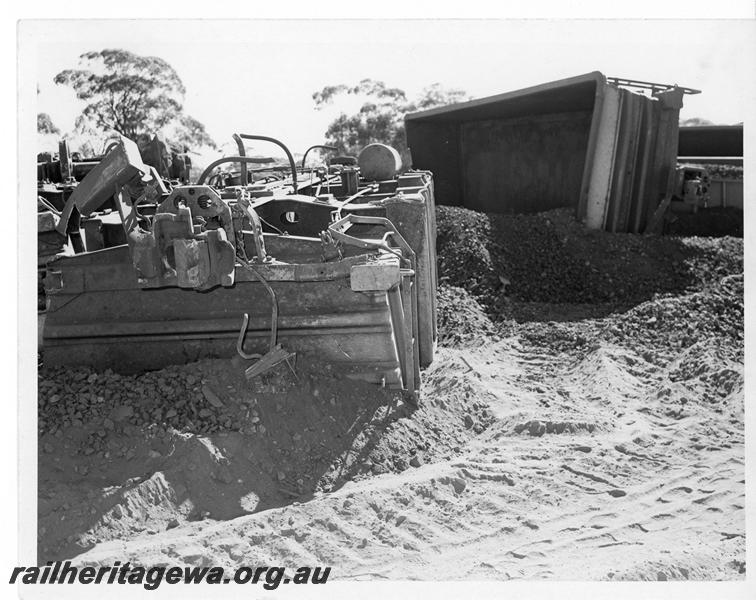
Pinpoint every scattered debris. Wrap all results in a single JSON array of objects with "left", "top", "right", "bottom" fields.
[{"left": 38, "top": 192, "right": 743, "bottom": 581}]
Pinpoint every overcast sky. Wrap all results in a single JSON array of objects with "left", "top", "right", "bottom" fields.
[{"left": 28, "top": 19, "right": 754, "bottom": 161}]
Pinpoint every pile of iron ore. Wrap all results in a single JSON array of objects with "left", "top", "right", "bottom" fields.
[
  {"left": 435, "top": 205, "right": 743, "bottom": 317},
  {"left": 601, "top": 273, "right": 743, "bottom": 366}
]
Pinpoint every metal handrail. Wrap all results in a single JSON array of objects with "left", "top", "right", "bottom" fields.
[
  {"left": 301, "top": 145, "right": 337, "bottom": 169},
  {"left": 233, "top": 133, "right": 298, "bottom": 193},
  {"left": 196, "top": 156, "right": 275, "bottom": 185}
]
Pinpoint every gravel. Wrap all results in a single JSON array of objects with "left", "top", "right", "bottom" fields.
[
  {"left": 38, "top": 361, "right": 269, "bottom": 437},
  {"left": 601, "top": 274, "right": 743, "bottom": 366},
  {"left": 435, "top": 205, "right": 743, "bottom": 356},
  {"left": 436, "top": 205, "right": 742, "bottom": 313},
  {"left": 39, "top": 204, "right": 743, "bottom": 433},
  {"left": 436, "top": 285, "right": 502, "bottom": 347}
]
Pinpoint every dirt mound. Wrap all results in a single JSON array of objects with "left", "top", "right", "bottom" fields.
[
  {"left": 436, "top": 205, "right": 743, "bottom": 316},
  {"left": 38, "top": 348, "right": 497, "bottom": 563},
  {"left": 65, "top": 326, "right": 744, "bottom": 581},
  {"left": 37, "top": 202, "right": 744, "bottom": 579},
  {"left": 39, "top": 356, "right": 397, "bottom": 437},
  {"left": 436, "top": 206, "right": 589, "bottom": 306},
  {"left": 436, "top": 285, "right": 501, "bottom": 347},
  {"left": 601, "top": 274, "right": 743, "bottom": 366}
]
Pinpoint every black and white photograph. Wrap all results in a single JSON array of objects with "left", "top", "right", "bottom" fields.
[{"left": 9, "top": 6, "right": 755, "bottom": 598}]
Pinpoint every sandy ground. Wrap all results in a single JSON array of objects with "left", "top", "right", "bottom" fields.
[
  {"left": 38, "top": 315, "right": 744, "bottom": 581},
  {"left": 37, "top": 207, "right": 744, "bottom": 581}
]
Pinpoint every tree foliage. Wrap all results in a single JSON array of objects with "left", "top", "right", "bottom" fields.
[
  {"left": 162, "top": 114, "right": 216, "bottom": 151},
  {"left": 313, "top": 79, "right": 469, "bottom": 157},
  {"left": 37, "top": 113, "right": 60, "bottom": 135},
  {"left": 414, "top": 83, "right": 469, "bottom": 111},
  {"left": 54, "top": 49, "right": 215, "bottom": 150}
]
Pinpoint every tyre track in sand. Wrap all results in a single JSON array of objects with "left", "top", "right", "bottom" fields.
[{"left": 71, "top": 330, "right": 744, "bottom": 581}]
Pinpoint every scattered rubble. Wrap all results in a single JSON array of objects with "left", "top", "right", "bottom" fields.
[
  {"left": 436, "top": 205, "right": 742, "bottom": 313},
  {"left": 37, "top": 351, "right": 494, "bottom": 561},
  {"left": 602, "top": 273, "right": 743, "bottom": 366},
  {"left": 38, "top": 203, "right": 744, "bottom": 580},
  {"left": 436, "top": 285, "right": 502, "bottom": 347}
]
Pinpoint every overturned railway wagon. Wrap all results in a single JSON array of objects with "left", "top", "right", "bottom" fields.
[
  {"left": 406, "top": 72, "right": 701, "bottom": 233},
  {"left": 42, "top": 136, "right": 438, "bottom": 393}
]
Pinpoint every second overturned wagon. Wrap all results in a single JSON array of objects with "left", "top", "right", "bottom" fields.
[{"left": 42, "top": 136, "right": 438, "bottom": 394}]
